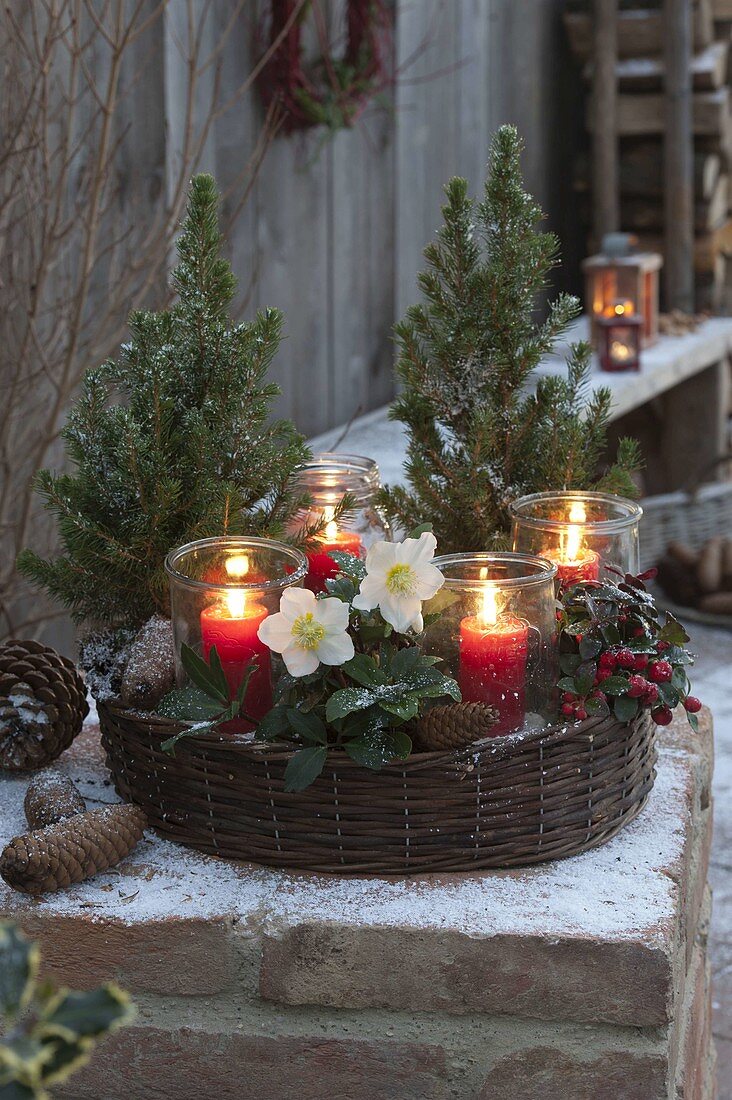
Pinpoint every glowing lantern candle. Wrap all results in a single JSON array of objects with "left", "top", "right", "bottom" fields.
[
  {"left": 546, "top": 501, "right": 600, "bottom": 589},
  {"left": 306, "top": 507, "right": 363, "bottom": 593},
  {"left": 199, "top": 554, "right": 272, "bottom": 721},
  {"left": 459, "top": 577, "right": 529, "bottom": 735}
]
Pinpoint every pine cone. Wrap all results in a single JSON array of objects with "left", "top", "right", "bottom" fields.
[
  {"left": 24, "top": 770, "right": 87, "bottom": 829},
  {"left": 0, "top": 639, "right": 89, "bottom": 771},
  {"left": 415, "top": 702, "right": 500, "bottom": 752},
  {"left": 119, "top": 615, "right": 175, "bottom": 710},
  {"left": 0, "top": 804, "right": 147, "bottom": 896}
]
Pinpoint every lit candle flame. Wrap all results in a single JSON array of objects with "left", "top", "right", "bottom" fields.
[
  {"left": 478, "top": 565, "right": 498, "bottom": 627},
  {"left": 565, "top": 501, "right": 587, "bottom": 562},
  {"left": 224, "top": 554, "right": 249, "bottom": 619},
  {"left": 323, "top": 504, "right": 338, "bottom": 541}
]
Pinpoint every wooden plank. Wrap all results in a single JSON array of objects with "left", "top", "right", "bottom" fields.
[
  {"left": 585, "top": 40, "right": 729, "bottom": 91},
  {"left": 395, "top": 0, "right": 461, "bottom": 322},
  {"left": 637, "top": 218, "right": 732, "bottom": 272},
  {"left": 618, "top": 173, "right": 728, "bottom": 230},
  {"left": 620, "top": 144, "right": 719, "bottom": 198},
  {"left": 587, "top": 87, "right": 731, "bottom": 136},
  {"left": 664, "top": 0, "right": 696, "bottom": 312},
  {"left": 712, "top": 0, "right": 732, "bottom": 18},
  {"left": 695, "top": 252, "right": 727, "bottom": 309},
  {"left": 329, "top": 76, "right": 396, "bottom": 424},
  {"left": 565, "top": 6, "right": 712, "bottom": 61},
  {"left": 591, "top": 0, "right": 619, "bottom": 239}
]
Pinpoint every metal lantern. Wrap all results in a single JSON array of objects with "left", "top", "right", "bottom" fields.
[
  {"left": 583, "top": 234, "right": 662, "bottom": 350},
  {"left": 597, "top": 310, "right": 643, "bottom": 372}
]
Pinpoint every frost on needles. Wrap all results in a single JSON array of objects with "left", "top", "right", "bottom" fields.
[
  {"left": 378, "top": 125, "right": 641, "bottom": 553},
  {"left": 18, "top": 175, "right": 311, "bottom": 629}
]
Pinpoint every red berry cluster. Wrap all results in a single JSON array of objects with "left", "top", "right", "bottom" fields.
[
  {"left": 561, "top": 638, "right": 700, "bottom": 727},
  {"left": 557, "top": 572, "right": 699, "bottom": 731}
]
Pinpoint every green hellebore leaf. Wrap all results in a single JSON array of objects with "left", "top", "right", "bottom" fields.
[
  {"left": 286, "top": 708, "right": 327, "bottom": 744},
  {"left": 180, "top": 644, "right": 229, "bottom": 705},
  {"left": 283, "top": 746, "right": 328, "bottom": 792}
]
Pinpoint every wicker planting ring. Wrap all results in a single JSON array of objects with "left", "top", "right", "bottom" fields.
[{"left": 97, "top": 701, "right": 656, "bottom": 874}]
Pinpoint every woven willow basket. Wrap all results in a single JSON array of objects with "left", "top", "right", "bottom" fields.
[
  {"left": 97, "top": 701, "right": 656, "bottom": 874},
  {"left": 640, "top": 459, "right": 732, "bottom": 571}
]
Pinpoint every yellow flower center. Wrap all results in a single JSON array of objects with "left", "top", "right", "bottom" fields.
[
  {"left": 291, "top": 612, "right": 327, "bottom": 650},
  {"left": 385, "top": 562, "right": 417, "bottom": 596}
]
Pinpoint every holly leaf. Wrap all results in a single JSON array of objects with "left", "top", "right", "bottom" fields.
[
  {"left": 283, "top": 746, "right": 328, "bottom": 792},
  {"left": 0, "top": 924, "right": 38, "bottom": 1021},
  {"left": 40, "top": 985, "right": 132, "bottom": 1040},
  {"left": 687, "top": 711, "right": 699, "bottom": 732}
]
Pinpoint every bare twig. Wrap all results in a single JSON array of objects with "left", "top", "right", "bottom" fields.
[{"left": 0, "top": 0, "right": 277, "bottom": 642}]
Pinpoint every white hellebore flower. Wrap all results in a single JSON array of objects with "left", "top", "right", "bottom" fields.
[
  {"left": 257, "top": 588, "right": 354, "bottom": 677},
  {"left": 353, "top": 531, "right": 444, "bottom": 634}
]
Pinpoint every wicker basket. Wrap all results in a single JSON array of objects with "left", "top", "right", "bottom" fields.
[
  {"left": 98, "top": 701, "right": 656, "bottom": 874},
  {"left": 640, "top": 460, "right": 732, "bottom": 570}
]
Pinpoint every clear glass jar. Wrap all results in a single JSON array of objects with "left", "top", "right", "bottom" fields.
[
  {"left": 510, "top": 491, "right": 642, "bottom": 589},
  {"left": 165, "top": 536, "right": 307, "bottom": 722},
  {"left": 423, "top": 553, "right": 558, "bottom": 736},
  {"left": 292, "top": 452, "right": 391, "bottom": 592}
]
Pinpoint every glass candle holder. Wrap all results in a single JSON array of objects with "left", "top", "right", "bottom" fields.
[
  {"left": 165, "top": 536, "right": 307, "bottom": 725},
  {"left": 291, "top": 453, "right": 391, "bottom": 592},
  {"left": 510, "top": 491, "right": 642, "bottom": 588},
  {"left": 423, "top": 553, "right": 558, "bottom": 736}
]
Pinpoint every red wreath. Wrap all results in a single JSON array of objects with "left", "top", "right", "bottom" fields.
[{"left": 257, "top": 0, "right": 393, "bottom": 133}]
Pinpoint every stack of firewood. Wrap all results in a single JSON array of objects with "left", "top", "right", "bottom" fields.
[
  {"left": 657, "top": 537, "right": 732, "bottom": 613},
  {"left": 566, "top": 0, "right": 732, "bottom": 310}
]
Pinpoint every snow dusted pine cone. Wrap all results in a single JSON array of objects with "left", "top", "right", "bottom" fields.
[
  {"left": 119, "top": 614, "right": 175, "bottom": 711},
  {"left": 24, "top": 770, "right": 87, "bottom": 829},
  {"left": 0, "top": 804, "right": 147, "bottom": 896},
  {"left": 0, "top": 640, "right": 89, "bottom": 772},
  {"left": 415, "top": 701, "right": 500, "bottom": 752}
]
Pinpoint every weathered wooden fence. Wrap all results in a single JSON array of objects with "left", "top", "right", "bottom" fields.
[
  {"left": 173, "top": 0, "right": 578, "bottom": 436},
  {"left": 1, "top": 0, "right": 578, "bottom": 651}
]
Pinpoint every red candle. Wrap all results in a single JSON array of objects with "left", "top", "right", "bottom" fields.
[
  {"left": 200, "top": 590, "right": 272, "bottom": 724},
  {"left": 548, "top": 548, "right": 600, "bottom": 589},
  {"left": 545, "top": 501, "right": 600, "bottom": 589},
  {"left": 459, "top": 585, "right": 529, "bottom": 736},
  {"left": 306, "top": 520, "right": 363, "bottom": 593}
]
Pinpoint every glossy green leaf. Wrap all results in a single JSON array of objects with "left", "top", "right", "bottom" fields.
[
  {"left": 0, "top": 925, "right": 38, "bottom": 1021},
  {"left": 286, "top": 708, "right": 327, "bottom": 743},
  {"left": 283, "top": 746, "right": 328, "bottom": 792},
  {"left": 180, "top": 644, "right": 228, "bottom": 705},
  {"left": 613, "top": 694, "right": 638, "bottom": 722}
]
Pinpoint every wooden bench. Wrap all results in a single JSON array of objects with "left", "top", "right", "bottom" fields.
[{"left": 312, "top": 316, "right": 732, "bottom": 496}]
